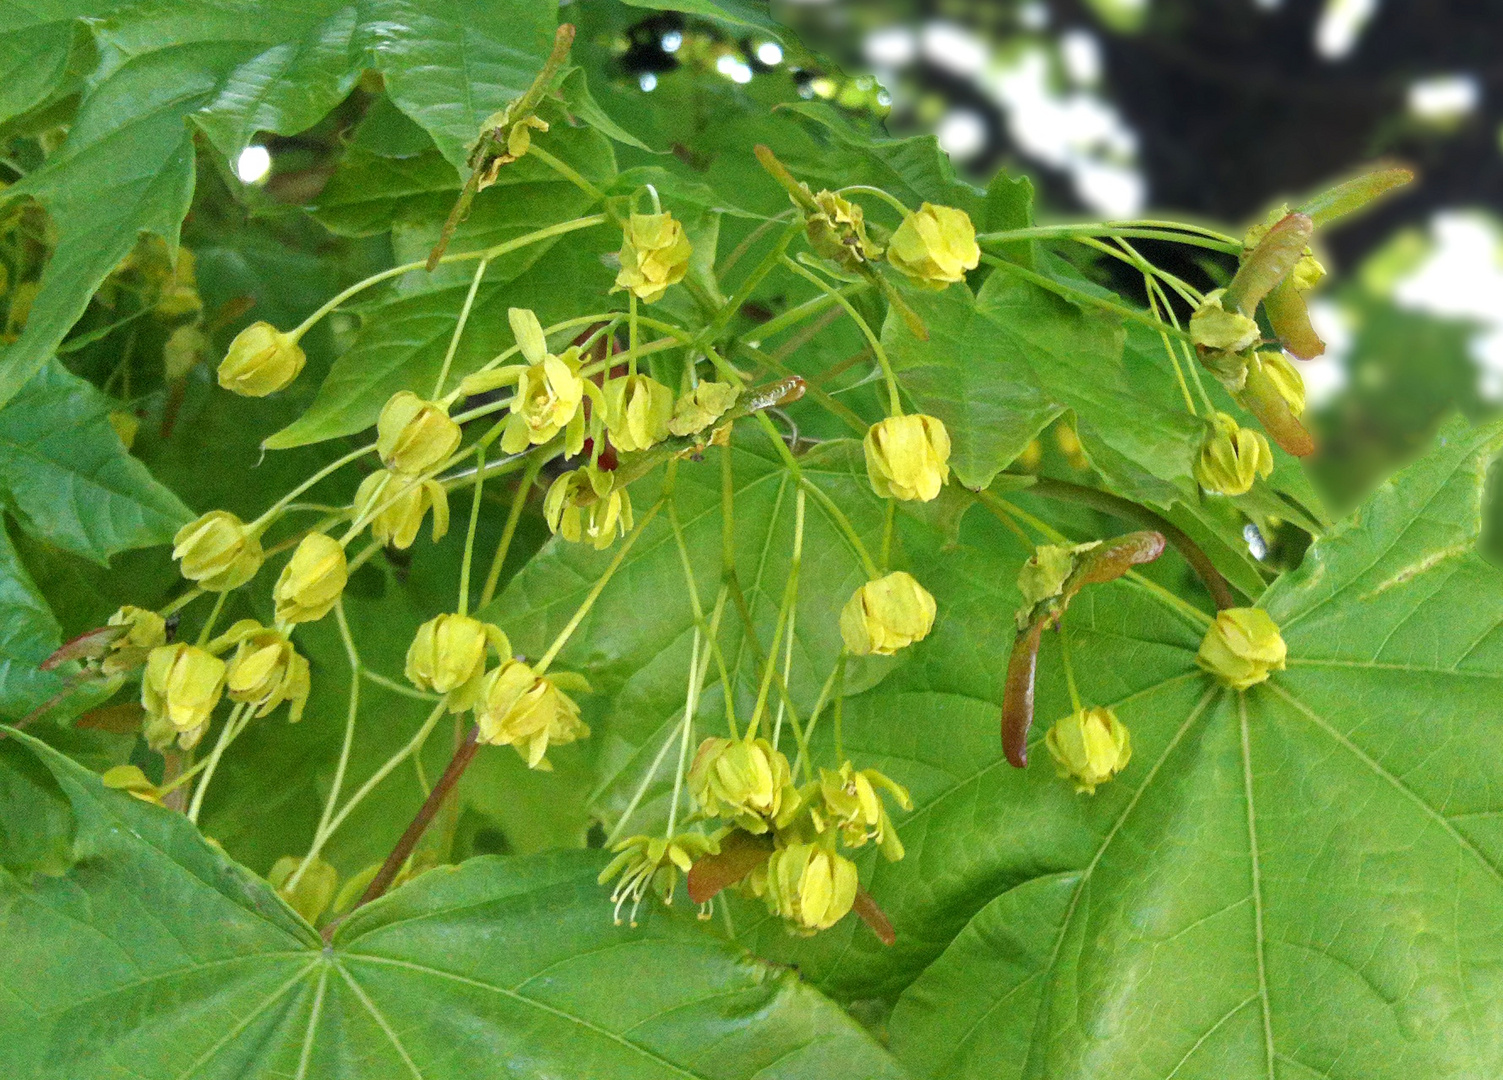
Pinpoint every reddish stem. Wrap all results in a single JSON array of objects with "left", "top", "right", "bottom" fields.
[{"left": 330, "top": 724, "right": 481, "bottom": 939}]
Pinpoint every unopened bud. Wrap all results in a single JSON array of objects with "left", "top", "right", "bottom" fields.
[
  {"left": 377, "top": 391, "right": 462, "bottom": 476},
  {"left": 603, "top": 374, "right": 673, "bottom": 453},
  {"left": 102, "top": 605, "right": 167, "bottom": 675},
  {"left": 217, "top": 322, "right": 306, "bottom": 397},
  {"left": 864, "top": 413, "right": 951, "bottom": 502},
  {"left": 406, "top": 613, "right": 509, "bottom": 710},
  {"left": 173, "top": 510, "right": 264, "bottom": 591},
  {"left": 273, "top": 533, "right": 347, "bottom": 625},
  {"left": 1197, "top": 607, "right": 1287, "bottom": 690},
  {"left": 142, "top": 643, "right": 226, "bottom": 744},
  {"left": 840, "top": 571, "right": 936, "bottom": 656},
  {"left": 688, "top": 736, "right": 793, "bottom": 832},
  {"left": 1195, "top": 412, "right": 1273, "bottom": 497},
  {"left": 1046, "top": 706, "right": 1131, "bottom": 793},
  {"left": 614, "top": 212, "right": 692, "bottom": 303},
  {"left": 764, "top": 842, "right": 858, "bottom": 934},
  {"left": 886, "top": 203, "right": 979, "bottom": 287}
]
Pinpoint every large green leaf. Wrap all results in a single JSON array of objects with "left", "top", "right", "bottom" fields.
[
  {"left": 0, "top": 730, "right": 909, "bottom": 1079},
  {"left": 0, "top": 521, "right": 69, "bottom": 719},
  {"left": 0, "top": 360, "right": 190, "bottom": 563},
  {"left": 837, "top": 416, "right": 1503, "bottom": 1078}
]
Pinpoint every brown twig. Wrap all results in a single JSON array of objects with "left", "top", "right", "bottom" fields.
[{"left": 327, "top": 723, "right": 481, "bottom": 940}]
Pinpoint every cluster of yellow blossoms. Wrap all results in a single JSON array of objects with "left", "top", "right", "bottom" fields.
[{"left": 601, "top": 733, "right": 911, "bottom": 934}]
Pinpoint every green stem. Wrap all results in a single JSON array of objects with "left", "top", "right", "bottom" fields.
[
  {"left": 186, "top": 702, "right": 247, "bottom": 825},
  {"left": 665, "top": 627, "right": 700, "bottom": 839},
  {"left": 535, "top": 501, "right": 663, "bottom": 673},
  {"left": 432, "top": 256, "right": 490, "bottom": 397},
  {"left": 837, "top": 184, "right": 911, "bottom": 217},
  {"left": 363, "top": 669, "right": 440, "bottom": 700},
  {"left": 737, "top": 342, "right": 866, "bottom": 436},
  {"left": 780, "top": 254, "right": 901, "bottom": 415},
  {"left": 978, "top": 223, "right": 1240, "bottom": 253},
  {"left": 479, "top": 450, "right": 548, "bottom": 609},
  {"left": 718, "top": 210, "right": 796, "bottom": 278},
  {"left": 767, "top": 486, "right": 804, "bottom": 748},
  {"left": 195, "top": 590, "right": 230, "bottom": 647},
  {"left": 456, "top": 443, "right": 486, "bottom": 615},
  {"left": 980, "top": 253, "right": 1189, "bottom": 342},
  {"left": 628, "top": 292, "right": 638, "bottom": 376},
  {"left": 1060, "top": 630, "right": 1083, "bottom": 714},
  {"left": 799, "top": 473, "right": 881, "bottom": 579},
  {"left": 527, "top": 144, "right": 608, "bottom": 205},
  {"left": 880, "top": 498, "right": 896, "bottom": 572}
]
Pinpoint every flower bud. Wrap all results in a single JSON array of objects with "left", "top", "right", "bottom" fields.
[
  {"left": 377, "top": 391, "right": 462, "bottom": 476},
  {"left": 173, "top": 510, "right": 264, "bottom": 591},
  {"left": 614, "top": 212, "right": 692, "bottom": 303},
  {"left": 816, "top": 762, "right": 911, "bottom": 860},
  {"left": 213, "top": 620, "right": 310, "bottom": 721},
  {"left": 840, "top": 571, "right": 936, "bottom": 656},
  {"left": 885, "top": 202, "right": 979, "bottom": 287},
  {"left": 273, "top": 533, "right": 347, "bottom": 625},
  {"left": 163, "top": 324, "right": 206, "bottom": 380},
  {"left": 155, "top": 248, "right": 202, "bottom": 318},
  {"left": 142, "top": 643, "right": 226, "bottom": 744},
  {"left": 668, "top": 381, "right": 738, "bottom": 437},
  {"left": 1045, "top": 706, "right": 1132, "bottom": 794},
  {"left": 1197, "top": 607, "right": 1287, "bottom": 690},
  {"left": 354, "top": 470, "right": 450, "bottom": 551},
  {"left": 764, "top": 842, "right": 859, "bottom": 934},
  {"left": 102, "top": 605, "right": 168, "bottom": 675},
  {"left": 500, "top": 308, "right": 586, "bottom": 453},
  {"left": 1190, "top": 289, "right": 1261, "bottom": 353},
  {"left": 603, "top": 374, "right": 673, "bottom": 453},
  {"left": 474, "top": 659, "right": 591, "bottom": 769},
  {"left": 268, "top": 854, "right": 338, "bottom": 924},
  {"left": 543, "top": 466, "right": 633, "bottom": 550},
  {"left": 688, "top": 736, "right": 793, "bottom": 833},
  {"left": 405, "top": 613, "right": 509, "bottom": 710},
  {"left": 864, "top": 413, "right": 951, "bottom": 502},
  {"left": 803, "top": 187, "right": 881, "bottom": 269},
  {"left": 1195, "top": 412, "right": 1273, "bottom": 497},
  {"left": 1245, "top": 349, "right": 1305, "bottom": 417},
  {"left": 217, "top": 321, "right": 306, "bottom": 397}
]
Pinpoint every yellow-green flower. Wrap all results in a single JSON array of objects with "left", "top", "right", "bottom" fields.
[
  {"left": 142, "top": 643, "right": 226, "bottom": 745},
  {"left": 1198, "top": 607, "right": 1287, "bottom": 690},
  {"left": 598, "top": 832, "right": 720, "bottom": 925},
  {"left": 273, "top": 533, "right": 347, "bottom": 625},
  {"left": 500, "top": 307, "right": 586, "bottom": 454},
  {"left": 864, "top": 413, "right": 951, "bottom": 502},
  {"left": 815, "top": 762, "right": 911, "bottom": 860},
  {"left": 543, "top": 466, "right": 633, "bottom": 550},
  {"left": 688, "top": 736, "right": 794, "bottom": 833},
  {"left": 886, "top": 202, "right": 979, "bottom": 287},
  {"left": 803, "top": 187, "right": 881, "bottom": 269},
  {"left": 173, "top": 510, "right": 264, "bottom": 591},
  {"left": 614, "top": 212, "right": 692, "bottom": 302},
  {"left": 668, "top": 381, "right": 738, "bottom": 437},
  {"left": 1245, "top": 349, "right": 1305, "bottom": 417},
  {"left": 213, "top": 620, "right": 310, "bottom": 721},
  {"left": 1195, "top": 412, "right": 1274, "bottom": 497},
  {"left": 377, "top": 391, "right": 462, "bottom": 476},
  {"left": 764, "top": 842, "right": 859, "bottom": 934},
  {"left": 405, "top": 613, "right": 509, "bottom": 711},
  {"left": 474, "top": 659, "right": 591, "bottom": 769},
  {"left": 840, "top": 571, "right": 936, "bottom": 656},
  {"left": 1045, "top": 706, "right": 1132, "bottom": 794},
  {"left": 354, "top": 470, "right": 450, "bottom": 551},
  {"left": 1190, "top": 289, "right": 1261, "bottom": 353},
  {"left": 101, "top": 605, "right": 167, "bottom": 676},
  {"left": 603, "top": 374, "right": 673, "bottom": 453},
  {"left": 217, "top": 321, "right": 306, "bottom": 397}
]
